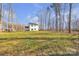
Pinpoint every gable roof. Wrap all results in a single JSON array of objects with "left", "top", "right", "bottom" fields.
[{"left": 29, "top": 23, "right": 38, "bottom": 25}]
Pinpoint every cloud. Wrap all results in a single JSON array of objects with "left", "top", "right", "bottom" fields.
[
  {"left": 30, "top": 16, "right": 39, "bottom": 24},
  {"left": 26, "top": 15, "right": 39, "bottom": 24},
  {"left": 26, "top": 15, "right": 32, "bottom": 20}
]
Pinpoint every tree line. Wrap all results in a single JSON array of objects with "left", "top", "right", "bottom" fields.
[
  {"left": 38, "top": 3, "right": 79, "bottom": 33},
  {"left": 0, "top": 3, "right": 79, "bottom": 32}
]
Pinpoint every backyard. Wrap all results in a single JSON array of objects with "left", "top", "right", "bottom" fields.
[{"left": 0, "top": 31, "right": 79, "bottom": 56}]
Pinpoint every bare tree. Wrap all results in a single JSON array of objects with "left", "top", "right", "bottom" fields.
[
  {"left": 53, "top": 3, "right": 58, "bottom": 31},
  {"left": 0, "top": 3, "right": 2, "bottom": 24},
  {"left": 61, "top": 4, "right": 66, "bottom": 32},
  {"left": 8, "top": 3, "right": 14, "bottom": 32},
  {"left": 38, "top": 10, "right": 43, "bottom": 30},
  {"left": 47, "top": 7, "right": 51, "bottom": 30},
  {"left": 68, "top": 3, "right": 72, "bottom": 33},
  {"left": 50, "top": 3, "right": 62, "bottom": 32},
  {"left": 0, "top": 3, "right": 3, "bottom": 31}
]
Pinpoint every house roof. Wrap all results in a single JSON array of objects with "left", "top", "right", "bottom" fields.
[{"left": 29, "top": 23, "right": 38, "bottom": 25}]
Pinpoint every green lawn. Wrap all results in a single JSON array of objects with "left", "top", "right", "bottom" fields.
[
  {"left": 0, "top": 31, "right": 79, "bottom": 56},
  {"left": 0, "top": 31, "right": 79, "bottom": 39}
]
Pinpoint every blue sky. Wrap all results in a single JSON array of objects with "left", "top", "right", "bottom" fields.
[
  {"left": 11, "top": 3, "right": 50, "bottom": 25},
  {"left": 2, "top": 3, "right": 79, "bottom": 26}
]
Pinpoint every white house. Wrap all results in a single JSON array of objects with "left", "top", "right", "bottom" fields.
[{"left": 29, "top": 23, "right": 39, "bottom": 31}]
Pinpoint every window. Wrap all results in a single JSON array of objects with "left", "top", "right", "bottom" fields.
[
  {"left": 34, "top": 28, "right": 36, "bottom": 30},
  {"left": 25, "top": 26, "right": 29, "bottom": 28},
  {"left": 31, "top": 29, "right": 33, "bottom": 30}
]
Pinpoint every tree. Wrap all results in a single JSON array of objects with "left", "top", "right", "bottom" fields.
[
  {"left": 0, "top": 3, "right": 2, "bottom": 24},
  {"left": 61, "top": 4, "right": 65, "bottom": 32},
  {"left": 8, "top": 3, "right": 14, "bottom": 31},
  {"left": 50, "top": 3, "right": 62, "bottom": 32},
  {"left": 68, "top": 3, "right": 72, "bottom": 33},
  {"left": 47, "top": 7, "right": 51, "bottom": 30},
  {"left": 38, "top": 9, "right": 43, "bottom": 30}
]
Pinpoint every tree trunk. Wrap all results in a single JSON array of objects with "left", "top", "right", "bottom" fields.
[
  {"left": 0, "top": 3, "right": 2, "bottom": 24},
  {"left": 68, "top": 3, "right": 72, "bottom": 33}
]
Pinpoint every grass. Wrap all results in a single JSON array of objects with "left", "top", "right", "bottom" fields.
[
  {"left": 0, "top": 39, "right": 79, "bottom": 56},
  {"left": 0, "top": 31, "right": 79, "bottom": 55},
  {"left": 0, "top": 31, "right": 79, "bottom": 39}
]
